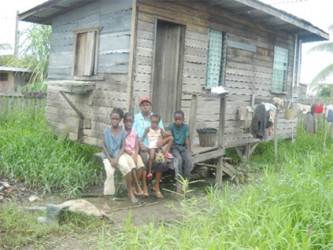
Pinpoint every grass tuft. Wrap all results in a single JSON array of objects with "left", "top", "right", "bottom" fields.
[{"left": 0, "top": 108, "right": 102, "bottom": 197}]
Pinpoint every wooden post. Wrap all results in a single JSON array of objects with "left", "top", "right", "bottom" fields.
[
  {"left": 218, "top": 97, "right": 226, "bottom": 147},
  {"left": 189, "top": 94, "right": 198, "bottom": 147},
  {"left": 274, "top": 109, "right": 279, "bottom": 164},
  {"left": 216, "top": 157, "right": 223, "bottom": 188}
]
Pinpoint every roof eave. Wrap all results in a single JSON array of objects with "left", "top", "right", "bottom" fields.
[
  {"left": 230, "top": 0, "right": 329, "bottom": 42},
  {"left": 18, "top": 0, "right": 62, "bottom": 25}
]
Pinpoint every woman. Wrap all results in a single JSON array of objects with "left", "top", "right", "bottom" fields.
[{"left": 133, "top": 97, "right": 171, "bottom": 198}]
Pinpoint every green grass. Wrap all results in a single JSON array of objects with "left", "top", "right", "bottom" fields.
[
  {"left": 99, "top": 126, "right": 333, "bottom": 249},
  {"left": 1, "top": 109, "right": 333, "bottom": 249},
  {"left": 0, "top": 203, "right": 104, "bottom": 249},
  {"left": 0, "top": 108, "right": 102, "bottom": 197}
]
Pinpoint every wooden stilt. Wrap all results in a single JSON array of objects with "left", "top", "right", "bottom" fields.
[
  {"left": 189, "top": 94, "right": 198, "bottom": 147},
  {"left": 216, "top": 156, "right": 223, "bottom": 188},
  {"left": 274, "top": 110, "right": 279, "bottom": 164}
]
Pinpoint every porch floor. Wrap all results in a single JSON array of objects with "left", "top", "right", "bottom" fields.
[{"left": 191, "top": 144, "right": 224, "bottom": 164}]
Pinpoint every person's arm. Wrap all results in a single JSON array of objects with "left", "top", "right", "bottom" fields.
[
  {"left": 113, "top": 136, "right": 126, "bottom": 165},
  {"left": 185, "top": 125, "right": 191, "bottom": 152},
  {"left": 185, "top": 137, "right": 191, "bottom": 153},
  {"left": 141, "top": 127, "right": 149, "bottom": 142},
  {"left": 132, "top": 135, "right": 139, "bottom": 164},
  {"left": 161, "top": 128, "right": 168, "bottom": 138},
  {"left": 102, "top": 137, "right": 116, "bottom": 167}
]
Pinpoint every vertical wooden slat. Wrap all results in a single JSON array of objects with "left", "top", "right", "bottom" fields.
[{"left": 189, "top": 94, "right": 198, "bottom": 147}]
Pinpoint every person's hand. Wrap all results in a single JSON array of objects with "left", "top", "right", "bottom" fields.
[
  {"left": 111, "top": 158, "right": 118, "bottom": 167},
  {"left": 165, "top": 131, "right": 172, "bottom": 136},
  {"left": 147, "top": 172, "right": 153, "bottom": 180},
  {"left": 132, "top": 154, "right": 138, "bottom": 165},
  {"left": 139, "top": 141, "right": 147, "bottom": 151},
  {"left": 125, "top": 150, "right": 133, "bottom": 156}
]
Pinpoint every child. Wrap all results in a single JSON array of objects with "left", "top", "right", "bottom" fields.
[
  {"left": 101, "top": 108, "right": 138, "bottom": 209},
  {"left": 168, "top": 110, "right": 193, "bottom": 194},
  {"left": 141, "top": 114, "right": 173, "bottom": 198},
  {"left": 120, "top": 112, "right": 148, "bottom": 197}
]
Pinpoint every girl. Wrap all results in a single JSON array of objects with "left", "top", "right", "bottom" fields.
[
  {"left": 101, "top": 108, "right": 137, "bottom": 209},
  {"left": 120, "top": 112, "right": 148, "bottom": 197},
  {"left": 141, "top": 114, "right": 173, "bottom": 198}
]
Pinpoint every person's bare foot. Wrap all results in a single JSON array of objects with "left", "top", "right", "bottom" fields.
[
  {"left": 142, "top": 184, "right": 149, "bottom": 196},
  {"left": 136, "top": 186, "right": 144, "bottom": 196},
  {"left": 129, "top": 193, "right": 138, "bottom": 204}
]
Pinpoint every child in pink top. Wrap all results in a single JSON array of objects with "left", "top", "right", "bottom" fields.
[
  {"left": 120, "top": 112, "right": 148, "bottom": 196},
  {"left": 141, "top": 114, "right": 173, "bottom": 198}
]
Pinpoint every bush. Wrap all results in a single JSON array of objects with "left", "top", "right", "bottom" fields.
[{"left": 0, "top": 108, "right": 102, "bottom": 197}]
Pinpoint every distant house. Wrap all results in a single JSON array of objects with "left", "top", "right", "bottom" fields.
[
  {"left": 19, "top": 0, "right": 328, "bottom": 172},
  {"left": 0, "top": 66, "right": 31, "bottom": 94}
]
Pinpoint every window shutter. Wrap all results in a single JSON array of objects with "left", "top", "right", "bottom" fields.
[
  {"left": 83, "top": 31, "right": 96, "bottom": 76},
  {"left": 75, "top": 31, "right": 96, "bottom": 77},
  {"left": 206, "top": 29, "right": 223, "bottom": 87},
  {"left": 272, "top": 46, "right": 288, "bottom": 92}
]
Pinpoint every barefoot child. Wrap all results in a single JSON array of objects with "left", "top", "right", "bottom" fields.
[
  {"left": 168, "top": 110, "right": 193, "bottom": 193},
  {"left": 101, "top": 108, "right": 138, "bottom": 209},
  {"left": 141, "top": 114, "right": 173, "bottom": 198},
  {"left": 120, "top": 112, "right": 147, "bottom": 197}
]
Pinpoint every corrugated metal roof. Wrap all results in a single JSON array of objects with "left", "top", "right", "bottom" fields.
[
  {"left": 18, "top": 0, "right": 329, "bottom": 42},
  {"left": 0, "top": 66, "right": 32, "bottom": 73}
]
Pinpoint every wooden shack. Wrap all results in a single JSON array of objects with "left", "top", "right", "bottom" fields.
[
  {"left": 20, "top": 0, "right": 328, "bottom": 183},
  {"left": 0, "top": 66, "right": 31, "bottom": 94}
]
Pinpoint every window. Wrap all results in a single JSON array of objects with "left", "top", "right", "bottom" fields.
[
  {"left": 74, "top": 30, "right": 98, "bottom": 77},
  {"left": 0, "top": 73, "right": 8, "bottom": 81},
  {"left": 206, "top": 29, "right": 226, "bottom": 87},
  {"left": 272, "top": 46, "right": 288, "bottom": 92}
]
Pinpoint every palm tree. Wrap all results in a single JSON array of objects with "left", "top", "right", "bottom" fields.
[
  {"left": 309, "top": 41, "right": 333, "bottom": 84},
  {"left": 19, "top": 24, "right": 52, "bottom": 83},
  {"left": 0, "top": 43, "right": 12, "bottom": 51}
]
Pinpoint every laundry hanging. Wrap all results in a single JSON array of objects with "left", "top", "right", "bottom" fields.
[
  {"left": 239, "top": 106, "right": 253, "bottom": 129},
  {"left": 252, "top": 104, "right": 268, "bottom": 138}
]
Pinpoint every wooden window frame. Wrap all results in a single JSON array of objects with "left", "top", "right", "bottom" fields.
[
  {"left": 205, "top": 28, "right": 227, "bottom": 89},
  {"left": 272, "top": 46, "right": 289, "bottom": 93},
  {"left": 0, "top": 73, "right": 8, "bottom": 81},
  {"left": 72, "top": 27, "right": 102, "bottom": 78}
]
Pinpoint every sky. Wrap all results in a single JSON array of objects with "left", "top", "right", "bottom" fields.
[{"left": 0, "top": 0, "right": 332, "bottom": 84}]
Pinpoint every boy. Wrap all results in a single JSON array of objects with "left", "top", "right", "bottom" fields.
[{"left": 168, "top": 110, "right": 193, "bottom": 193}]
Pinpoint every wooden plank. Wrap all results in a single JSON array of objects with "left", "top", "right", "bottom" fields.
[
  {"left": 192, "top": 148, "right": 225, "bottom": 164},
  {"left": 189, "top": 94, "right": 198, "bottom": 147},
  {"left": 216, "top": 157, "right": 223, "bottom": 188}
]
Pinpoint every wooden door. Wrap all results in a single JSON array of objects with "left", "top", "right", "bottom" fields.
[{"left": 152, "top": 20, "right": 185, "bottom": 125}]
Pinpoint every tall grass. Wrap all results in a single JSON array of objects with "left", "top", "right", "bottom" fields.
[
  {"left": 0, "top": 108, "right": 102, "bottom": 197},
  {"left": 99, "top": 126, "right": 333, "bottom": 249}
]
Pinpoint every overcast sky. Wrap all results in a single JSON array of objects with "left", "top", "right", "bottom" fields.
[{"left": 0, "top": 0, "right": 332, "bottom": 83}]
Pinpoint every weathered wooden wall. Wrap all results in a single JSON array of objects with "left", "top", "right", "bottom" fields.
[
  {"left": 47, "top": 0, "right": 133, "bottom": 146},
  {"left": 134, "top": 0, "right": 297, "bottom": 148}
]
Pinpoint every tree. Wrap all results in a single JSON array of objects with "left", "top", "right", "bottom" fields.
[
  {"left": 0, "top": 43, "right": 12, "bottom": 51},
  {"left": 0, "top": 24, "right": 51, "bottom": 84},
  {"left": 309, "top": 41, "right": 333, "bottom": 84},
  {"left": 19, "top": 24, "right": 52, "bottom": 83}
]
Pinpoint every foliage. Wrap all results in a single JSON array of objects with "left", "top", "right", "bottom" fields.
[
  {"left": 316, "top": 85, "right": 332, "bottom": 98},
  {"left": 309, "top": 41, "right": 333, "bottom": 85},
  {"left": 0, "top": 107, "right": 102, "bottom": 197},
  {"left": 19, "top": 24, "right": 52, "bottom": 83},
  {"left": 0, "top": 203, "right": 103, "bottom": 249},
  {"left": 0, "top": 24, "right": 51, "bottom": 84},
  {"left": 17, "top": 81, "right": 47, "bottom": 93},
  {"left": 0, "top": 43, "right": 12, "bottom": 52},
  {"left": 99, "top": 126, "right": 333, "bottom": 249}
]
